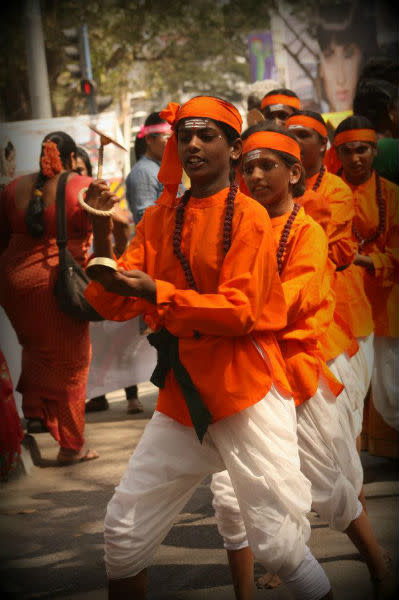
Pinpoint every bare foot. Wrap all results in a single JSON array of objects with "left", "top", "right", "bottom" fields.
[
  {"left": 127, "top": 397, "right": 144, "bottom": 414},
  {"left": 57, "top": 446, "right": 99, "bottom": 465},
  {"left": 256, "top": 572, "right": 282, "bottom": 589}
]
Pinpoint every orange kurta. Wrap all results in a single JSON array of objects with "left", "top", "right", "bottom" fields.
[
  {"left": 272, "top": 207, "right": 342, "bottom": 406},
  {"left": 301, "top": 170, "right": 373, "bottom": 359},
  {"left": 85, "top": 187, "right": 291, "bottom": 427},
  {"left": 342, "top": 171, "right": 399, "bottom": 337}
]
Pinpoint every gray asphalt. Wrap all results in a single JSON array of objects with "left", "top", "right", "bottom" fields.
[{"left": 0, "top": 384, "right": 398, "bottom": 600}]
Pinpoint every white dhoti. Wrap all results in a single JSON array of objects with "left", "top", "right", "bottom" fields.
[
  {"left": 296, "top": 378, "right": 363, "bottom": 531},
  {"left": 328, "top": 333, "right": 374, "bottom": 440},
  {"left": 372, "top": 336, "right": 399, "bottom": 431},
  {"left": 105, "top": 386, "right": 312, "bottom": 580},
  {"left": 212, "top": 377, "right": 363, "bottom": 554}
]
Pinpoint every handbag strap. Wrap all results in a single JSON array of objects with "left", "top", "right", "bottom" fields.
[{"left": 55, "top": 171, "right": 70, "bottom": 249}]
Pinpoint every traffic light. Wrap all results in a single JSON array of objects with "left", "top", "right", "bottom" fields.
[
  {"left": 62, "top": 27, "right": 83, "bottom": 80},
  {"left": 62, "top": 25, "right": 113, "bottom": 114},
  {"left": 81, "top": 79, "right": 96, "bottom": 97}
]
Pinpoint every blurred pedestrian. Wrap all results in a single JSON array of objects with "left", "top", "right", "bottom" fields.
[
  {"left": 0, "top": 131, "right": 98, "bottom": 464},
  {"left": 125, "top": 111, "right": 171, "bottom": 225},
  {"left": 80, "top": 147, "right": 143, "bottom": 415},
  {"left": 75, "top": 146, "right": 93, "bottom": 177},
  {"left": 0, "top": 349, "right": 24, "bottom": 480}
]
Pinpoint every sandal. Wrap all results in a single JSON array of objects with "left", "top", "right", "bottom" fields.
[
  {"left": 57, "top": 446, "right": 99, "bottom": 465},
  {"left": 85, "top": 396, "right": 109, "bottom": 413},
  {"left": 26, "top": 418, "right": 48, "bottom": 434}
]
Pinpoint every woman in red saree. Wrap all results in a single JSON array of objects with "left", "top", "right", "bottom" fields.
[{"left": 0, "top": 132, "right": 98, "bottom": 464}]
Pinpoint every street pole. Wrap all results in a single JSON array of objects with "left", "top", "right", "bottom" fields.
[{"left": 24, "top": 0, "right": 52, "bottom": 119}]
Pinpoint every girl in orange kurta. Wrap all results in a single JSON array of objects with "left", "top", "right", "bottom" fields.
[
  {"left": 0, "top": 132, "right": 97, "bottom": 463},
  {"left": 81, "top": 97, "right": 333, "bottom": 600},
  {"left": 287, "top": 111, "right": 375, "bottom": 446},
  {"left": 211, "top": 124, "right": 390, "bottom": 598},
  {"left": 335, "top": 116, "right": 399, "bottom": 431}
]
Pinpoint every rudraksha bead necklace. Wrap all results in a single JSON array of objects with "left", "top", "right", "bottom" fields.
[
  {"left": 352, "top": 172, "right": 385, "bottom": 250},
  {"left": 312, "top": 164, "right": 325, "bottom": 191},
  {"left": 173, "top": 183, "right": 238, "bottom": 290},
  {"left": 277, "top": 202, "right": 301, "bottom": 274}
]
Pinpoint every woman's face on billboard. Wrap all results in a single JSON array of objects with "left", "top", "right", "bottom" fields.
[{"left": 320, "top": 40, "right": 362, "bottom": 112}]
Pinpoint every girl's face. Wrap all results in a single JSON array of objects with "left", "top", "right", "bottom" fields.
[
  {"left": 289, "top": 125, "right": 326, "bottom": 173},
  {"left": 320, "top": 41, "right": 362, "bottom": 111},
  {"left": 241, "top": 148, "right": 299, "bottom": 215},
  {"left": 337, "top": 141, "right": 376, "bottom": 185},
  {"left": 76, "top": 156, "right": 88, "bottom": 176},
  {"left": 177, "top": 119, "right": 240, "bottom": 187}
]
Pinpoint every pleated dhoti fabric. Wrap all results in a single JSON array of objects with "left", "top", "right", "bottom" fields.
[{"left": 104, "top": 385, "right": 312, "bottom": 580}]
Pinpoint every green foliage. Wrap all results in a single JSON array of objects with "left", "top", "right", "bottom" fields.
[{"left": 1, "top": 0, "right": 279, "bottom": 121}]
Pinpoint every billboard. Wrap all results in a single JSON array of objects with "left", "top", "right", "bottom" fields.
[{"left": 269, "top": 0, "right": 396, "bottom": 113}]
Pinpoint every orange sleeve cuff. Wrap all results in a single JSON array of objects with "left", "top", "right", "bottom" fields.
[
  {"left": 155, "top": 279, "right": 176, "bottom": 305},
  {"left": 84, "top": 280, "right": 147, "bottom": 321}
]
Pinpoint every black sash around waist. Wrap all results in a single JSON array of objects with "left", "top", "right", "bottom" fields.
[{"left": 147, "top": 328, "right": 212, "bottom": 443}]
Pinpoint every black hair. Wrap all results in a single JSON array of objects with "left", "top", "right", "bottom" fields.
[
  {"left": 76, "top": 146, "right": 93, "bottom": 177},
  {"left": 357, "top": 57, "right": 399, "bottom": 87},
  {"left": 242, "top": 122, "right": 305, "bottom": 198},
  {"left": 316, "top": 1, "right": 377, "bottom": 56},
  {"left": 26, "top": 131, "right": 77, "bottom": 237},
  {"left": 247, "top": 93, "right": 261, "bottom": 111},
  {"left": 353, "top": 78, "right": 397, "bottom": 134},
  {"left": 262, "top": 88, "right": 299, "bottom": 100},
  {"left": 293, "top": 109, "right": 327, "bottom": 143},
  {"left": 335, "top": 114, "right": 375, "bottom": 137},
  {"left": 134, "top": 111, "right": 166, "bottom": 162}
]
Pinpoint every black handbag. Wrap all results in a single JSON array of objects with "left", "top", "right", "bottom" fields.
[{"left": 54, "top": 172, "right": 104, "bottom": 321}]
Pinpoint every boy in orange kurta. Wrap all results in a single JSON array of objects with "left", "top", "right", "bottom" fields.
[
  {"left": 335, "top": 115, "right": 399, "bottom": 431},
  {"left": 81, "top": 97, "right": 332, "bottom": 600},
  {"left": 211, "top": 124, "right": 390, "bottom": 599},
  {"left": 287, "top": 111, "right": 375, "bottom": 446}
]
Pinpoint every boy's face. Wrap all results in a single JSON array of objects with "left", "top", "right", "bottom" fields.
[
  {"left": 337, "top": 141, "right": 376, "bottom": 184},
  {"left": 288, "top": 125, "right": 326, "bottom": 174},
  {"left": 262, "top": 104, "right": 295, "bottom": 128},
  {"left": 177, "top": 118, "right": 238, "bottom": 185}
]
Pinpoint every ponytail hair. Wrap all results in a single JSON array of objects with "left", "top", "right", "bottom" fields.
[{"left": 26, "top": 131, "right": 77, "bottom": 237}]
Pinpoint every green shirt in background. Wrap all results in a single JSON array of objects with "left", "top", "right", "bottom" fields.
[{"left": 373, "top": 137, "right": 399, "bottom": 184}]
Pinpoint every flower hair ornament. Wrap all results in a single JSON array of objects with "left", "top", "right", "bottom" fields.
[{"left": 40, "top": 140, "right": 64, "bottom": 178}]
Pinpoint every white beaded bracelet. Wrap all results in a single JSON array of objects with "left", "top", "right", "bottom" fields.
[
  {"left": 86, "top": 257, "right": 118, "bottom": 271},
  {"left": 78, "top": 187, "right": 115, "bottom": 217}
]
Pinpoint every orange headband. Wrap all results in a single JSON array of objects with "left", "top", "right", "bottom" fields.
[
  {"left": 242, "top": 131, "right": 301, "bottom": 161},
  {"left": 334, "top": 129, "right": 377, "bottom": 147},
  {"left": 286, "top": 114, "right": 327, "bottom": 138},
  {"left": 158, "top": 96, "right": 242, "bottom": 191},
  {"left": 261, "top": 94, "right": 301, "bottom": 111}
]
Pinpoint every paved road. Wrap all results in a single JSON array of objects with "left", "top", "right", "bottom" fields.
[{"left": 1, "top": 384, "right": 398, "bottom": 599}]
